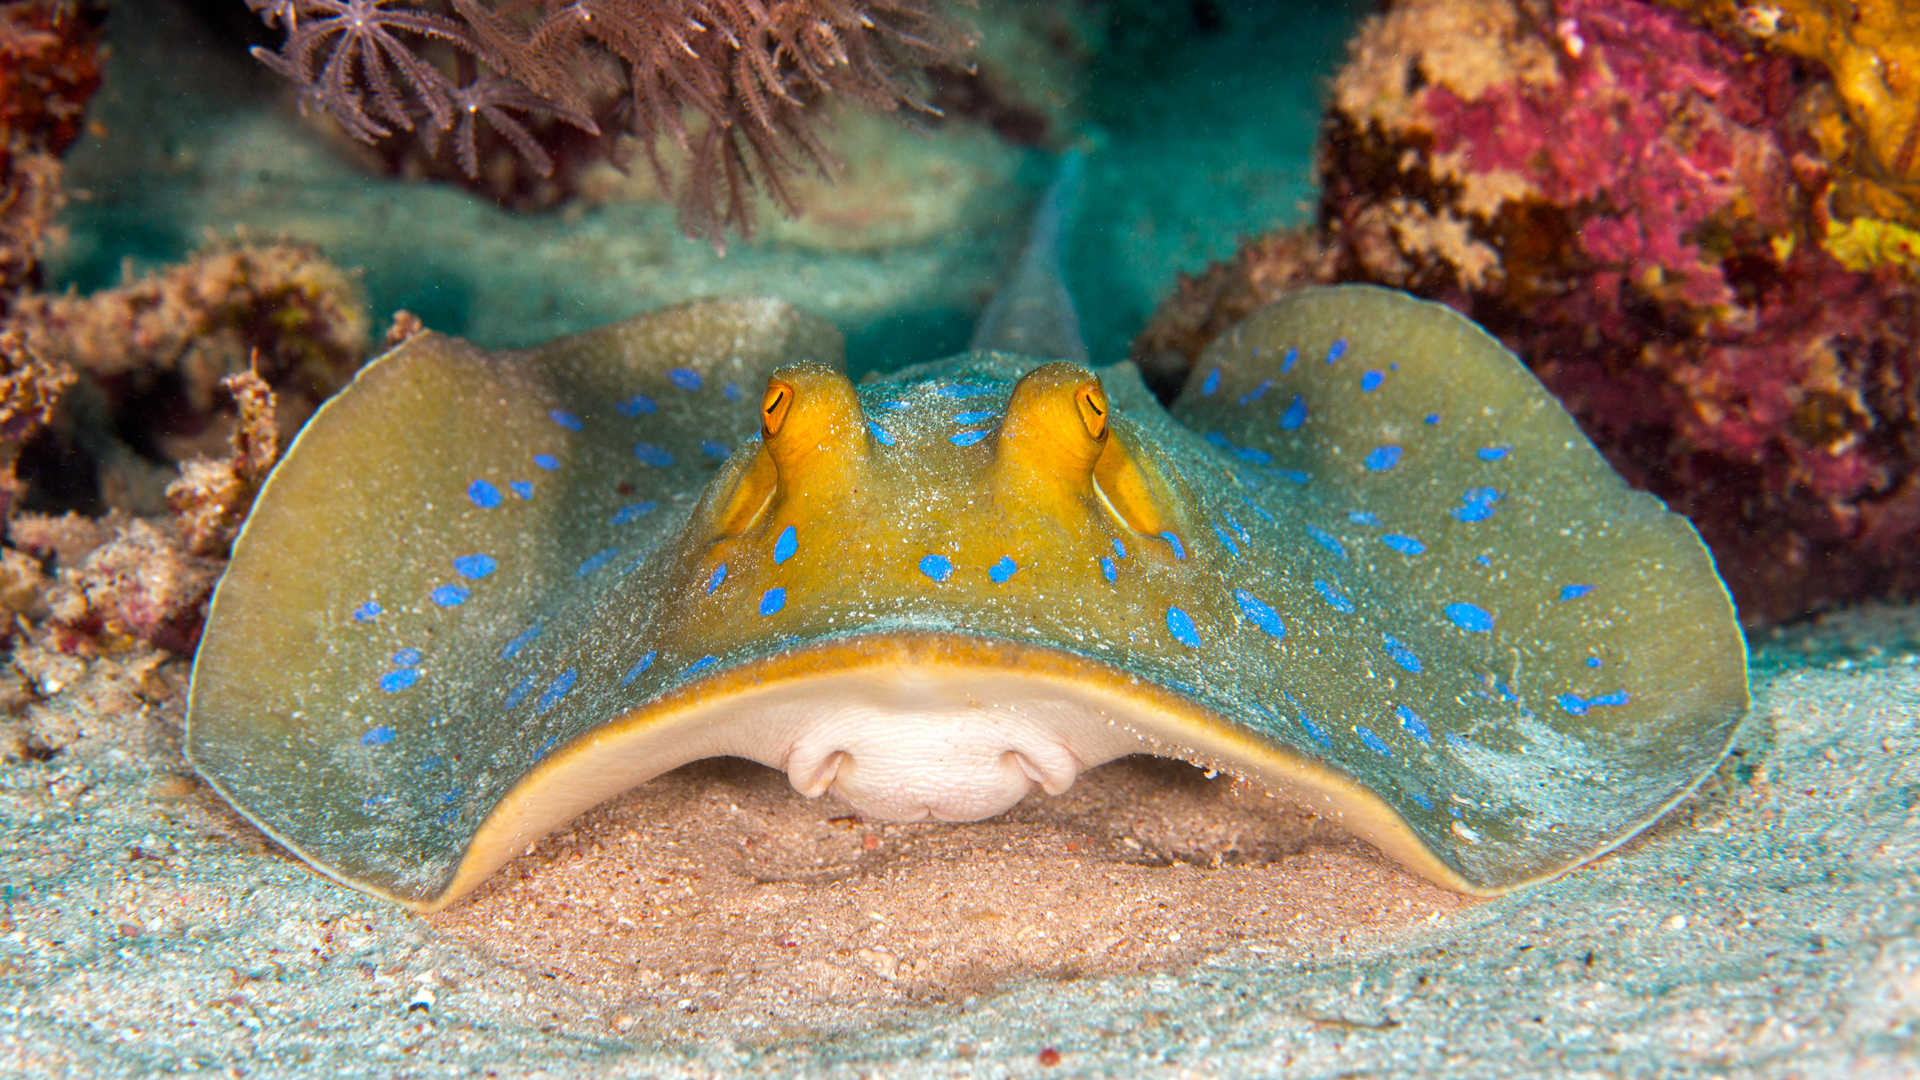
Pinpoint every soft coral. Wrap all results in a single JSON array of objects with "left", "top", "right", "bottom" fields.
[{"left": 246, "top": 0, "right": 974, "bottom": 243}]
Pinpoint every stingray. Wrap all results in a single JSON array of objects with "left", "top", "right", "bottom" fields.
[{"left": 186, "top": 166, "right": 1748, "bottom": 912}]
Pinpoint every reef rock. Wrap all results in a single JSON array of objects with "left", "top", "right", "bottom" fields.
[{"left": 1142, "top": 0, "right": 1920, "bottom": 624}]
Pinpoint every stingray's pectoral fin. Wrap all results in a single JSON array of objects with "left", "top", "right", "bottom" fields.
[{"left": 993, "top": 361, "right": 1181, "bottom": 537}]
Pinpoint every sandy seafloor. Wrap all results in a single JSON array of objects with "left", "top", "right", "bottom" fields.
[
  {"left": 7, "top": 0, "right": 1919, "bottom": 1075},
  {"left": 2, "top": 611, "right": 1918, "bottom": 1077}
]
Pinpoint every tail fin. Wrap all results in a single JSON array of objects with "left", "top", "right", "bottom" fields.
[{"left": 969, "top": 150, "right": 1088, "bottom": 363}]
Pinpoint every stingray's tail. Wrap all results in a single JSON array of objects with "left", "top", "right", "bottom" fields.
[{"left": 969, "top": 150, "right": 1088, "bottom": 363}]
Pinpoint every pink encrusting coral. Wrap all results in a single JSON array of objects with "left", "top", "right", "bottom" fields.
[{"left": 1299, "top": 0, "right": 1920, "bottom": 623}]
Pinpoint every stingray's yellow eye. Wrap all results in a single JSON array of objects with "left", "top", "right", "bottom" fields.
[
  {"left": 762, "top": 379, "right": 794, "bottom": 438},
  {"left": 1075, "top": 381, "right": 1109, "bottom": 442}
]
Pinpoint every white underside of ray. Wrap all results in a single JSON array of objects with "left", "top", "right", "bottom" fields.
[{"left": 419, "top": 658, "right": 1484, "bottom": 912}]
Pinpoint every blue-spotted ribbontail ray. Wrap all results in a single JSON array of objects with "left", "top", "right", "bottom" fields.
[{"left": 188, "top": 242, "right": 1747, "bottom": 911}]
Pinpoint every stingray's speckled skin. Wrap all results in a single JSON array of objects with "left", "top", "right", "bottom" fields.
[{"left": 186, "top": 288, "right": 1748, "bottom": 909}]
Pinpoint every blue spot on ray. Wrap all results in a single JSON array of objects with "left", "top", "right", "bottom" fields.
[
  {"left": 352, "top": 601, "right": 382, "bottom": 623},
  {"left": 620, "top": 651, "right": 657, "bottom": 686},
  {"left": 759, "top": 588, "right": 786, "bottom": 616},
  {"left": 1360, "top": 370, "right": 1384, "bottom": 392},
  {"left": 578, "top": 549, "right": 618, "bottom": 577},
  {"left": 534, "top": 669, "right": 577, "bottom": 714},
  {"left": 1559, "top": 583, "right": 1596, "bottom": 601},
  {"left": 774, "top": 525, "right": 798, "bottom": 564},
  {"left": 1112, "top": 539, "right": 1127, "bottom": 559},
  {"left": 950, "top": 429, "right": 992, "bottom": 447},
  {"left": 1099, "top": 556, "right": 1117, "bottom": 583},
  {"left": 1278, "top": 395, "right": 1307, "bottom": 429},
  {"left": 549, "top": 409, "right": 583, "bottom": 431},
  {"left": 1201, "top": 368, "right": 1221, "bottom": 396},
  {"left": 1160, "top": 532, "right": 1186, "bottom": 559},
  {"left": 1381, "top": 634, "right": 1423, "bottom": 674},
  {"left": 1304, "top": 524, "right": 1347, "bottom": 559},
  {"left": 868, "top": 422, "right": 894, "bottom": 446},
  {"left": 392, "top": 648, "right": 422, "bottom": 666},
  {"left": 724, "top": 382, "right": 743, "bottom": 403},
  {"left": 1396, "top": 705, "right": 1432, "bottom": 745},
  {"left": 1382, "top": 533, "right": 1426, "bottom": 555},
  {"left": 1364, "top": 445, "right": 1403, "bottom": 471},
  {"left": 634, "top": 443, "right": 675, "bottom": 467},
  {"left": 379, "top": 670, "right": 419, "bottom": 693},
  {"left": 706, "top": 564, "right": 727, "bottom": 592},
  {"left": 617, "top": 393, "right": 657, "bottom": 416},
  {"left": 684, "top": 656, "right": 718, "bottom": 676},
  {"left": 533, "top": 454, "right": 559, "bottom": 471},
  {"left": 953, "top": 410, "right": 996, "bottom": 424},
  {"left": 610, "top": 502, "right": 657, "bottom": 525},
  {"left": 1165, "top": 607, "right": 1202, "bottom": 648},
  {"left": 1314, "top": 579, "right": 1355, "bottom": 614},
  {"left": 361, "top": 726, "right": 397, "bottom": 746},
  {"left": 1425, "top": 413, "right": 1441, "bottom": 425},
  {"left": 990, "top": 556, "right": 1018, "bottom": 583},
  {"left": 1239, "top": 379, "right": 1272, "bottom": 405},
  {"left": 1325, "top": 338, "right": 1348, "bottom": 364},
  {"left": 1212, "top": 522, "right": 1240, "bottom": 558},
  {"left": 430, "top": 584, "right": 469, "bottom": 608},
  {"left": 701, "top": 440, "right": 731, "bottom": 460},
  {"left": 669, "top": 368, "right": 702, "bottom": 392},
  {"left": 1280, "top": 346, "right": 1298, "bottom": 372},
  {"left": 920, "top": 554, "right": 953, "bottom": 583},
  {"left": 1451, "top": 486, "right": 1504, "bottom": 522},
  {"left": 1446, "top": 602, "right": 1495, "bottom": 633},
  {"left": 1205, "top": 432, "right": 1229, "bottom": 449},
  {"left": 510, "top": 481, "right": 533, "bottom": 499},
  {"left": 1234, "top": 590, "right": 1286, "bottom": 639},
  {"left": 453, "top": 554, "right": 496, "bottom": 580},
  {"left": 467, "top": 480, "right": 503, "bottom": 508},
  {"left": 1235, "top": 446, "right": 1273, "bottom": 465},
  {"left": 1587, "top": 656, "right": 1604, "bottom": 668},
  {"left": 1348, "top": 511, "right": 1382, "bottom": 526},
  {"left": 1356, "top": 726, "right": 1393, "bottom": 758},
  {"left": 1557, "top": 690, "right": 1631, "bottom": 716},
  {"left": 1477, "top": 446, "right": 1511, "bottom": 461},
  {"left": 1300, "top": 714, "right": 1332, "bottom": 747},
  {"left": 500, "top": 624, "right": 542, "bottom": 660}
]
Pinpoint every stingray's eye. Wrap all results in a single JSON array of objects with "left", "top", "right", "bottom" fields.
[
  {"left": 1075, "top": 381, "right": 1109, "bottom": 442},
  {"left": 762, "top": 378, "right": 795, "bottom": 438}
]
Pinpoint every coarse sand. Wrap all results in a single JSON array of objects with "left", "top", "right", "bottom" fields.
[{"left": 434, "top": 756, "right": 1473, "bottom": 1040}]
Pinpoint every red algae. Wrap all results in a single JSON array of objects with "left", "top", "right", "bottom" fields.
[{"left": 1141, "top": 0, "right": 1920, "bottom": 624}]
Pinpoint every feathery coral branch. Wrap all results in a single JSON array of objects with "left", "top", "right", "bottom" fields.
[{"left": 246, "top": 0, "right": 975, "bottom": 243}]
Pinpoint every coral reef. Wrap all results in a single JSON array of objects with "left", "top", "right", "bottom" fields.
[
  {"left": 1655, "top": 0, "right": 1920, "bottom": 273},
  {"left": 0, "top": 0, "right": 106, "bottom": 303},
  {"left": 0, "top": 239, "right": 356, "bottom": 668},
  {"left": 166, "top": 370, "right": 280, "bottom": 558},
  {"left": 4, "top": 241, "right": 367, "bottom": 511},
  {"left": 1137, "top": 0, "right": 1920, "bottom": 624},
  {"left": 245, "top": 0, "right": 976, "bottom": 241}
]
